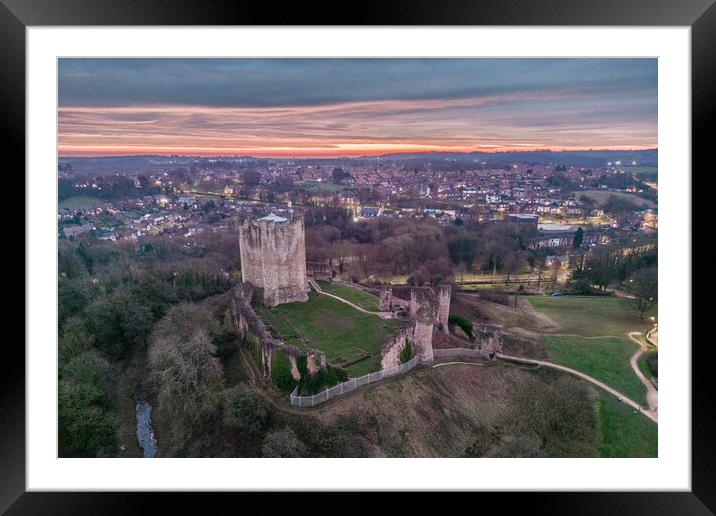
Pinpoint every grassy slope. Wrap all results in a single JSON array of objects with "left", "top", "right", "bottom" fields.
[
  {"left": 318, "top": 281, "right": 380, "bottom": 311},
  {"left": 527, "top": 296, "right": 653, "bottom": 337},
  {"left": 524, "top": 295, "right": 656, "bottom": 455},
  {"left": 637, "top": 350, "right": 658, "bottom": 387},
  {"left": 541, "top": 335, "right": 647, "bottom": 407},
  {"left": 597, "top": 391, "right": 658, "bottom": 457},
  {"left": 257, "top": 292, "right": 403, "bottom": 376},
  {"left": 580, "top": 189, "right": 656, "bottom": 208}
]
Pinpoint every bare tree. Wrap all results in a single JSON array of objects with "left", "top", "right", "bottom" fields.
[
  {"left": 627, "top": 266, "right": 658, "bottom": 320},
  {"left": 148, "top": 304, "right": 224, "bottom": 426}
]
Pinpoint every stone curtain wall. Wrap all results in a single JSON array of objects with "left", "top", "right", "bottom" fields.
[
  {"left": 380, "top": 324, "right": 414, "bottom": 369},
  {"left": 238, "top": 216, "right": 309, "bottom": 307},
  {"left": 380, "top": 284, "right": 452, "bottom": 368},
  {"left": 231, "top": 284, "right": 325, "bottom": 384}
]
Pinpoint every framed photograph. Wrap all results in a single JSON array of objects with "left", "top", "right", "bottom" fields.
[{"left": 6, "top": 0, "right": 713, "bottom": 512}]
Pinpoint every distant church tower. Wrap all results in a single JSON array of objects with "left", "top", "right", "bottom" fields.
[{"left": 238, "top": 213, "right": 309, "bottom": 307}]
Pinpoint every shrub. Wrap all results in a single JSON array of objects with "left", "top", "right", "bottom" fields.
[
  {"left": 261, "top": 428, "right": 307, "bottom": 457},
  {"left": 399, "top": 339, "right": 413, "bottom": 364},
  {"left": 299, "top": 364, "right": 348, "bottom": 395},
  {"left": 270, "top": 350, "right": 297, "bottom": 392},
  {"left": 223, "top": 385, "right": 269, "bottom": 434},
  {"left": 448, "top": 314, "right": 473, "bottom": 338}
]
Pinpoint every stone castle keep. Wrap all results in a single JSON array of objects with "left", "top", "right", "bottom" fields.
[
  {"left": 235, "top": 214, "right": 478, "bottom": 399},
  {"left": 238, "top": 213, "right": 309, "bottom": 307}
]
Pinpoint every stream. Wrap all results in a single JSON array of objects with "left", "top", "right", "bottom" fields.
[{"left": 134, "top": 394, "right": 157, "bottom": 458}]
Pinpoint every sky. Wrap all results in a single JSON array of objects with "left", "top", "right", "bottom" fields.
[{"left": 58, "top": 58, "right": 657, "bottom": 158}]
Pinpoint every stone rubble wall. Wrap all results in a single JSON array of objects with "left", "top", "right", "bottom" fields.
[
  {"left": 231, "top": 283, "right": 325, "bottom": 382},
  {"left": 473, "top": 324, "right": 503, "bottom": 354}
]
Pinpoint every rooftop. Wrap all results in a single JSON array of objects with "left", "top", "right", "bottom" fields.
[{"left": 257, "top": 212, "right": 288, "bottom": 224}]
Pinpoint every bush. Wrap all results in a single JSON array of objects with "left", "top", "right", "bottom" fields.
[
  {"left": 399, "top": 339, "right": 413, "bottom": 364},
  {"left": 448, "top": 314, "right": 473, "bottom": 338},
  {"left": 261, "top": 428, "right": 307, "bottom": 458},
  {"left": 270, "top": 350, "right": 297, "bottom": 392},
  {"left": 299, "top": 364, "right": 348, "bottom": 395},
  {"left": 223, "top": 385, "right": 269, "bottom": 434}
]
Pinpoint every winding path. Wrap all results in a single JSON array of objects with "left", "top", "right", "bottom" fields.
[
  {"left": 628, "top": 331, "right": 658, "bottom": 413},
  {"left": 496, "top": 352, "right": 658, "bottom": 423},
  {"left": 309, "top": 280, "right": 394, "bottom": 319}
]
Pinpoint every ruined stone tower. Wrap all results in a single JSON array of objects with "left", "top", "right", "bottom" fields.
[
  {"left": 436, "top": 284, "right": 452, "bottom": 334},
  {"left": 238, "top": 213, "right": 309, "bottom": 307}
]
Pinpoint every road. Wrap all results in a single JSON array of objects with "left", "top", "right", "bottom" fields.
[{"left": 496, "top": 352, "right": 658, "bottom": 423}]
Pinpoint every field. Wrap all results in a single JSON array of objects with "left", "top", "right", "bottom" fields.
[
  {"left": 317, "top": 281, "right": 379, "bottom": 311},
  {"left": 256, "top": 292, "right": 404, "bottom": 376},
  {"left": 620, "top": 165, "right": 658, "bottom": 177},
  {"left": 295, "top": 180, "right": 346, "bottom": 192},
  {"left": 59, "top": 195, "right": 106, "bottom": 209},
  {"left": 527, "top": 296, "right": 653, "bottom": 337},
  {"left": 597, "top": 391, "right": 657, "bottom": 457},
  {"left": 580, "top": 189, "right": 656, "bottom": 209},
  {"left": 541, "top": 335, "right": 646, "bottom": 406}
]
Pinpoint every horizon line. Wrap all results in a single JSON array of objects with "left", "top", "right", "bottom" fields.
[{"left": 58, "top": 146, "right": 659, "bottom": 160}]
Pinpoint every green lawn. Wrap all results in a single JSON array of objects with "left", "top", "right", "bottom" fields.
[
  {"left": 527, "top": 296, "right": 653, "bottom": 337},
  {"left": 295, "top": 180, "right": 346, "bottom": 192},
  {"left": 542, "top": 335, "right": 647, "bottom": 407},
  {"left": 597, "top": 391, "right": 657, "bottom": 457},
  {"left": 256, "top": 292, "right": 404, "bottom": 377},
  {"left": 318, "top": 281, "right": 380, "bottom": 311},
  {"left": 59, "top": 195, "right": 106, "bottom": 209}
]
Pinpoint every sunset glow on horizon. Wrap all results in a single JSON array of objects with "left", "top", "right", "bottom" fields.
[{"left": 59, "top": 58, "right": 658, "bottom": 158}]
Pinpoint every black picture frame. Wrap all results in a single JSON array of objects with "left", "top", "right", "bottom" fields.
[{"left": 4, "top": 0, "right": 712, "bottom": 513}]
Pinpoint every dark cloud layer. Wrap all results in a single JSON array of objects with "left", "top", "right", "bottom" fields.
[{"left": 57, "top": 58, "right": 657, "bottom": 156}]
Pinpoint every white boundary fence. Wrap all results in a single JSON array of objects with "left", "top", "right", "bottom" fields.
[
  {"left": 290, "top": 355, "right": 420, "bottom": 407},
  {"left": 433, "top": 348, "right": 489, "bottom": 360}
]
